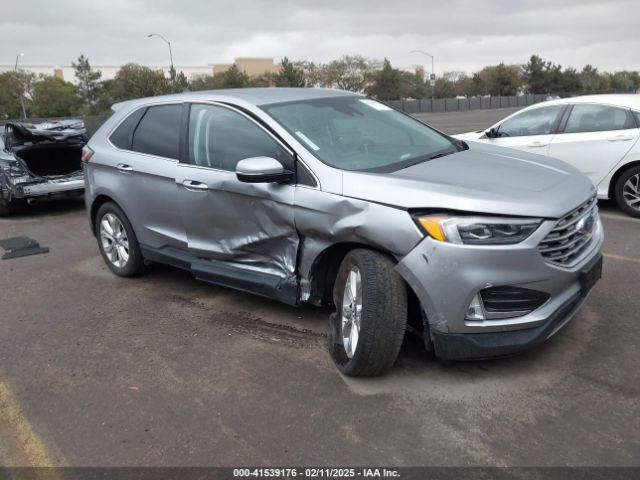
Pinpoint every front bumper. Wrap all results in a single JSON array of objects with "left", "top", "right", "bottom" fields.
[{"left": 395, "top": 216, "right": 604, "bottom": 359}]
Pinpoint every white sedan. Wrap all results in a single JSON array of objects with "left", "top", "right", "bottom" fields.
[{"left": 455, "top": 94, "right": 640, "bottom": 217}]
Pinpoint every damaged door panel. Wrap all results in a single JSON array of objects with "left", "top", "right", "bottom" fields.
[
  {"left": 173, "top": 103, "right": 300, "bottom": 303},
  {"left": 0, "top": 119, "right": 87, "bottom": 215}
]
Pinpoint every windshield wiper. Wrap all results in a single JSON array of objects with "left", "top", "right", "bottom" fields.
[{"left": 429, "top": 150, "right": 456, "bottom": 160}]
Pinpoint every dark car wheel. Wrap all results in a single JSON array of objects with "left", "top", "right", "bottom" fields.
[
  {"left": 0, "top": 200, "right": 12, "bottom": 217},
  {"left": 615, "top": 166, "right": 640, "bottom": 218},
  {"left": 328, "top": 249, "right": 408, "bottom": 377},
  {"left": 95, "top": 202, "right": 146, "bottom": 277}
]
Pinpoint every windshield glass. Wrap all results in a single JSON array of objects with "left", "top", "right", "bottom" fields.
[{"left": 261, "top": 96, "right": 458, "bottom": 172}]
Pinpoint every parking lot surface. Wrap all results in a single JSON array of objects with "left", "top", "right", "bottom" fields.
[{"left": 0, "top": 109, "right": 639, "bottom": 467}]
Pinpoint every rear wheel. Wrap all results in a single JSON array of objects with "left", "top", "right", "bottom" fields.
[
  {"left": 0, "top": 200, "right": 11, "bottom": 217},
  {"left": 328, "top": 249, "right": 408, "bottom": 377},
  {"left": 615, "top": 166, "right": 640, "bottom": 218},
  {"left": 95, "top": 202, "right": 146, "bottom": 277}
]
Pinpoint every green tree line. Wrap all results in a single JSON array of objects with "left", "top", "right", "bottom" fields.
[{"left": 1, "top": 54, "right": 638, "bottom": 119}]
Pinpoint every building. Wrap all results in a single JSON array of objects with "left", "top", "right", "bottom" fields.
[{"left": 213, "top": 58, "right": 280, "bottom": 77}]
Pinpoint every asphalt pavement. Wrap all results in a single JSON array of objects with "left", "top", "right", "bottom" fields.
[{"left": 0, "top": 108, "right": 638, "bottom": 468}]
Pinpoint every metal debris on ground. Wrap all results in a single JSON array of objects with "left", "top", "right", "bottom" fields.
[{"left": 0, "top": 236, "right": 49, "bottom": 260}]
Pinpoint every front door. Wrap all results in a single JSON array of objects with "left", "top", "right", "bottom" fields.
[
  {"left": 485, "top": 104, "right": 566, "bottom": 155},
  {"left": 175, "top": 103, "right": 299, "bottom": 290}
]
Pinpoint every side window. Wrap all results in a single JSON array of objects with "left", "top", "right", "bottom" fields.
[
  {"left": 109, "top": 108, "right": 145, "bottom": 150},
  {"left": 634, "top": 111, "right": 640, "bottom": 127},
  {"left": 188, "top": 104, "right": 292, "bottom": 172},
  {"left": 131, "top": 104, "right": 181, "bottom": 159},
  {"left": 497, "top": 105, "right": 564, "bottom": 137},
  {"left": 564, "top": 104, "right": 630, "bottom": 134}
]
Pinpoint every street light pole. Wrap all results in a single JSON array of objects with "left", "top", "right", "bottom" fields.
[
  {"left": 148, "top": 33, "right": 175, "bottom": 84},
  {"left": 410, "top": 50, "right": 435, "bottom": 101},
  {"left": 14, "top": 52, "right": 27, "bottom": 119}
]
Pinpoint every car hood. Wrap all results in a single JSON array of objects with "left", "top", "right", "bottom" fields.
[
  {"left": 452, "top": 131, "right": 486, "bottom": 141},
  {"left": 341, "top": 142, "right": 595, "bottom": 219}
]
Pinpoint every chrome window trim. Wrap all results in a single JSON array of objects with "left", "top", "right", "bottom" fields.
[{"left": 184, "top": 100, "right": 321, "bottom": 190}]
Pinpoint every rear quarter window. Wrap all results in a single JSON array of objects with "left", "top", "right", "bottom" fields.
[
  {"left": 109, "top": 108, "right": 146, "bottom": 150},
  {"left": 131, "top": 104, "right": 181, "bottom": 159}
]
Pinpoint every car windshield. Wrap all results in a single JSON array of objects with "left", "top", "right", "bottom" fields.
[{"left": 261, "top": 96, "right": 459, "bottom": 172}]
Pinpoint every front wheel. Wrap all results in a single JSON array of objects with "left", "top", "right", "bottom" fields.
[
  {"left": 614, "top": 166, "right": 640, "bottom": 218},
  {"left": 328, "top": 249, "right": 408, "bottom": 377}
]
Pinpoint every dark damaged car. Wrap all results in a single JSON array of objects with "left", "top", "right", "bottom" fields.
[{"left": 0, "top": 119, "right": 87, "bottom": 215}]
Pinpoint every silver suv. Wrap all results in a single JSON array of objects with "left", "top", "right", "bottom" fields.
[{"left": 84, "top": 88, "right": 603, "bottom": 376}]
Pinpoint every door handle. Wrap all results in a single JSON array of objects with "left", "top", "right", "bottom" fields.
[
  {"left": 608, "top": 136, "right": 634, "bottom": 142},
  {"left": 526, "top": 142, "right": 548, "bottom": 148},
  {"left": 116, "top": 163, "right": 134, "bottom": 172},
  {"left": 182, "top": 180, "right": 209, "bottom": 191}
]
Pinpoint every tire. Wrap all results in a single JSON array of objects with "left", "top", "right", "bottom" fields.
[
  {"left": 328, "top": 249, "right": 408, "bottom": 377},
  {"left": 614, "top": 166, "right": 640, "bottom": 218},
  {"left": 0, "top": 200, "right": 12, "bottom": 217},
  {"left": 95, "top": 202, "right": 146, "bottom": 277}
]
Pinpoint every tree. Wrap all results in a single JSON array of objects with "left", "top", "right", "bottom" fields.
[
  {"left": 580, "top": 65, "right": 608, "bottom": 92},
  {"left": 217, "top": 64, "right": 249, "bottom": 88},
  {"left": 296, "top": 61, "right": 324, "bottom": 87},
  {"left": 560, "top": 67, "right": 582, "bottom": 94},
  {"left": 106, "top": 63, "right": 170, "bottom": 102},
  {"left": 323, "top": 55, "right": 377, "bottom": 92},
  {"left": 189, "top": 74, "right": 219, "bottom": 91},
  {"left": 31, "top": 76, "right": 80, "bottom": 117},
  {"left": 169, "top": 66, "right": 189, "bottom": 93},
  {"left": 249, "top": 72, "right": 276, "bottom": 87},
  {"left": 72, "top": 54, "right": 102, "bottom": 113},
  {"left": 608, "top": 71, "right": 640, "bottom": 93},
  {"left": 0, "top": 71, "right": 35, "bottom": 118},
  {"left": 523, "top": 54, "right": 549, "bottom": 94},
  {"left": 275, "top": 57, "right": 306, "bottom": 87},
  {"left": 410, "top": 70, "right": 428, "bottom": 99},
  {"left": 366, "top": 58, "right": 403, "bottom": 100}
]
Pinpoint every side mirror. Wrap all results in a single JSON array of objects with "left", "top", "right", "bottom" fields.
[
  {"left": 485, "top": 127, "right": 498, "bottom": 138},
  {"left": 236, "top": 157, "right": 293, "bottom": 184}
]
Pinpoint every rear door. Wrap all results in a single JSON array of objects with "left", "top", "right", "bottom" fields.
[
  {"left": 175, "top": 103, "right": 298, "bottom": 294},
  {"left": 486, "top": 104, "right": 566, "bottom": 155},
  {"left": 548, "top": 103, "right": 640, "bottom": 185},
  {"left": 106, "top": 103, "right": 186, "bottom": 249}
]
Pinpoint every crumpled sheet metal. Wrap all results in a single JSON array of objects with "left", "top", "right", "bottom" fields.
[
  {"left": 174, "top": 165, "right": 299, "bottom": 281},
  {"left": 4, "top": 119, "right": 87, "bottom": 145},
  {"left": 294, "top": 187, "right": 424, "bottom": 297}
]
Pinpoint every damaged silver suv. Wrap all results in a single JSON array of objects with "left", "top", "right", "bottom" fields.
[{"left": 84, "top": 89, "right": 603, "bottom": 376}]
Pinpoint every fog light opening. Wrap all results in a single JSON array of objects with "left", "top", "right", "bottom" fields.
[{"left": 466, "top": 293, "right": 486, "bottom": 321}]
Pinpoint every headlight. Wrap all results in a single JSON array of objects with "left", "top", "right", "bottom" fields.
[{"left": 414, "top": 214, "right": 541, "bottom": 245}]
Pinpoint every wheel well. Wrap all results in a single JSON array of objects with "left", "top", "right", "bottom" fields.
[
  {"left": 90, "top": 194, "right": 118, "bottom": 231},
  {"left": 307, "top": 241, "right": 424, "bottom": 333},
  {"left": 306, "top": 243, "right": 389, "bottom": 307},
  {"left": 609, "top": 160, "right": 640, "bottom": 199}
]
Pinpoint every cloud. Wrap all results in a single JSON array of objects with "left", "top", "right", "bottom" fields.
[{"left": 1, "top": 0, "right": 638, "bottom": 73}]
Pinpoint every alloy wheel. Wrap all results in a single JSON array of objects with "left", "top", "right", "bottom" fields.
[
  {"left": 341, "top": 267, "right": 362, "bottom": 359},
  {"left": 623, "top": 174, "right": 640, "bottom": 211},
  {"left": 99, "top": 213, "right": 130, "bottom": 268}
]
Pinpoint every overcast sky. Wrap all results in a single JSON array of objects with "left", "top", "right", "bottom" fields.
[{"left": 1, "top": 0, "right": 638, "bottom": 74}]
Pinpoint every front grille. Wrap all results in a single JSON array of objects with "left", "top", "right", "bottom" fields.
[{"left": 538, "top": 195, "right": 598, "bottom": 267}]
